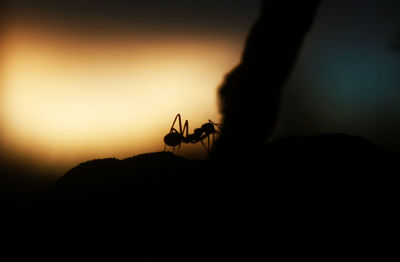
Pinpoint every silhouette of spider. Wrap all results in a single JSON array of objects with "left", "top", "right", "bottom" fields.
[{"left": 163, "top": 114, "right": 221, "bottom": 154}]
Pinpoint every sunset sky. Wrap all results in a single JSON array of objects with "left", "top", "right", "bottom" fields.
[{"left": 1, "top": 0, "right": 399, "bottom": 177}]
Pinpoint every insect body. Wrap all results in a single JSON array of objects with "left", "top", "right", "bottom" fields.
[{"left": 164, "top": 114, "right": 221, "bottom": 153}]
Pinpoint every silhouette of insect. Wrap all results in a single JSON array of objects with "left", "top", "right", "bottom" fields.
[{"left": 164, "top": 114, "right": 221, "bottom": 153}]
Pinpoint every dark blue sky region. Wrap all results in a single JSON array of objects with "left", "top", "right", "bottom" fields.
[{"left": 274, "top": 0, "right": 400, "bottom": 152}]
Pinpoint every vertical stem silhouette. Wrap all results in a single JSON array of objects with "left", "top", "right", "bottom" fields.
[{"left": 211, "top": 0, "right": 320, "bottom": 160}]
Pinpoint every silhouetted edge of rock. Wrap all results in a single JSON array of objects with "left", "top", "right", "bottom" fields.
[
  {"left": 48, "top": 133, "right": 397, "bottom": 197},
  {"left": 53, "top": 151, "right": 188, "bottom": 188}
]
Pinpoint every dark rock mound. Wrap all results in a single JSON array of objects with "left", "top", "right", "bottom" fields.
[
  {"left": 13, "top": 134, "right": 397, "bottom": 260},
  {"left": 264, "top": 133, "right": 397, "bottom": 191}
]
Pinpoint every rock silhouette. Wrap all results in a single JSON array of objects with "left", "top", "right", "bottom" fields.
[{"left": 6, "top": 133, "right": 396, "bottom": 260}]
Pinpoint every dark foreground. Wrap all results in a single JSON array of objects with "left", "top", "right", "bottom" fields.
[{"left": 2, "top": 134, "right": 397, "bottom": 260}]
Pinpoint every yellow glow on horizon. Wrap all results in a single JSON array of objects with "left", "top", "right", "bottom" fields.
[{"left": 1, "top": 22, "right": 242, "bottom": 173}]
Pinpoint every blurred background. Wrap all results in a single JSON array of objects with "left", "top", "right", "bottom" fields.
[{"left": 0, "top": 0, "right": 399, "bottom": 185}]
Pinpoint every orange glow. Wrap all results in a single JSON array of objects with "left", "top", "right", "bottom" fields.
[{"left": 1, "top": 21, "right": 242, "bottom": 173}]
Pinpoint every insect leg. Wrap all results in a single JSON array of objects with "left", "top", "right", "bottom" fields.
[{"left": 200, "top": 140, "right": 208, "bottom": 153}]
